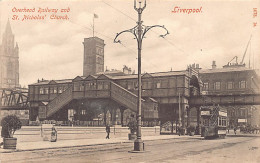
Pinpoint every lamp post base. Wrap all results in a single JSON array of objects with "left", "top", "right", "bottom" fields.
[{"left": 134, "top": 138, "right": 144, "bottom": 151}]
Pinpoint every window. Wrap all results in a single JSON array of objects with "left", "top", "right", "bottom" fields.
[
  {"left": 203, "top": 82, "right": 209, "bottom": 90},
  {"left": 44, "top": 87, "right": 49, "bottom": 94},
  {"left": 214, "top": 82, "right": 221, "bottom": 90},
  {"left": 97, "top": 82, "right": 103, "bottom": 90},
  {"left": 74, "top": 83, "right": 80, "bottom": 91},
  {"left": 104, "top": 82, "right": 109, "bottom": 89},
  {"left": 53, "top": 87, "right": 57, "bottom": 94},
  {"left": 227, "top": 81, "right": 233, "bottom": 90},
  {"left": 58, "top": 87, "right": 63, "bottom": 93},
  {"left": 218, "top": 117, "right": 227, "bottom": 126},
  {"left": 156, "top": 82, "right": 161, "bottom": 88},
  {"left": 86, "top": 82, "right": 96, "bottom": 90},
  {"left": 49, "top": 87, "right": 54, "bottom": 94},
  {"left": 161, "top": 79, "right": 168, "bottom": 88},
  {"left": 81, "top": 110, "right": 86, "bottom": 115},
  {"left": 239, "top": 80, "right": 246, "bottom": 89},
  {"left": 39, "top": 87, "right": 43, "bottom": 94},
  {"left": 127, "top": 82, "right": 134, "bottom": 90}
]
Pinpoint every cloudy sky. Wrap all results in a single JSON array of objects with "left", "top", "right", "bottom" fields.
[{"left": 0, "top": 0, "right": 259, "bottom": 87}]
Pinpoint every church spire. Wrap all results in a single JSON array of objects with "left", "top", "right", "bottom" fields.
[{"left": 5, "top": 19, "right": 13, "bottom": 35}]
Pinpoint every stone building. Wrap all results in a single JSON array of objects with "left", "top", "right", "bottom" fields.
[
  {"left": 0, "top": 20, "right": 19, "bottom": 89},
  {"left": 197, "top": 62, "right": 260, "bottom": 128}
]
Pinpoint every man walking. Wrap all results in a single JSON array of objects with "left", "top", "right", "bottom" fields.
[{"left": 106, "top": 125, "right": 110, "bottom": 139}]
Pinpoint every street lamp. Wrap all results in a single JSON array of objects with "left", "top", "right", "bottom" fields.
[{"left": 114, "top": 0, "right": 169, "bottom": 151}]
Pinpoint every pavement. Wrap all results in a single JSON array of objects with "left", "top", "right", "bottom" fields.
[
  {"left": 0, "top": 134, "right": 197, "bottom": 153},
  {"left": 1, "top": 128, "right": 259, "bottom": 153}
]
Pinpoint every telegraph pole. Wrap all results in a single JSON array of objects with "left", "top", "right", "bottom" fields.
[{"left": 114, "top": 0, "right": 169, "bottom": 151}]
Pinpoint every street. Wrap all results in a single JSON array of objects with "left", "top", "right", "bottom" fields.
[{"left": 1, "top": 135, "right": 260, "bottom": 163}]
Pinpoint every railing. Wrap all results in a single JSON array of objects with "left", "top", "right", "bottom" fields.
[
  {"left": 110, "top": 82, "right": 138, "bottom": 112},
  {"left": 110, "top": 82, "right": 158, "bottom": 119},
  {"left": 46, "top": 86, "right": 73, "bottom": 118}
]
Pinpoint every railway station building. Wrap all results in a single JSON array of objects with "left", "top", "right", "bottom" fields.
[{"left": 27, "top": 37, "right": 260, "bottom": 129}]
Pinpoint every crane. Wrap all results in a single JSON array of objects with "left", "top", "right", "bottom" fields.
[
  {"left": 227, "top": 56, "right": 238, "bottom": 66},
  {"left": 240, "top": 35, "right": 252, "bottom": 65},
  {"left": 224, "top": 35, "right": 252, "bottom": 68}
]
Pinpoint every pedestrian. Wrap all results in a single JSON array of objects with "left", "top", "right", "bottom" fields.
[
  {"left": 177, "top": 126, "right": 181, "bottom": 136},
  {"left": 50, "top": 126, "right": 57, "bottom": 142},
  {"left": 106, "top": 125, "right": 110, "bottom": 139},
  {"left": 234, "top": 127, "right": 237, "bottom": 135}
]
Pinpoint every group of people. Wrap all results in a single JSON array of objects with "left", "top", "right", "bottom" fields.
[{"left": 228, "top": 125, "right": 260, "bottom": 135}]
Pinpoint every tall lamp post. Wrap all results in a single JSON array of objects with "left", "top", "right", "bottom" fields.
[{"left": 114, "top": 0, "right": 169, "bottom": 151}]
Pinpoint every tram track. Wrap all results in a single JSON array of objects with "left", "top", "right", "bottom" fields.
[{"left": 1, "top": 136, "right": 257, "bottom": 163}]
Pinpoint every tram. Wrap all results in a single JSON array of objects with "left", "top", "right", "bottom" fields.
[{"left": 201, "top": 106, "right": 227, "bottom": 139}]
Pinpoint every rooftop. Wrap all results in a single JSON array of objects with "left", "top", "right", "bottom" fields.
[{"left": 199, "top": 67, "right": 254, "bottom": 74}]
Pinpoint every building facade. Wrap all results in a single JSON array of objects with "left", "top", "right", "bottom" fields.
[
  {"left": 27, "top": 37, "right": 260, "bottom": 128},
  {"left": 198, "top": 62, "right": 260, "bottom": 128}
]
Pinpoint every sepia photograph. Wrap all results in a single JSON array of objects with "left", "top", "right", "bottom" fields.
[{"left": 0, "top": 0, "right": 260, "bottom": 162}]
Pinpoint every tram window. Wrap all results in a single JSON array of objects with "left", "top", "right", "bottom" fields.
[
  {"left": 218, "top": 117, "right": 227, "bottom": 126},
  {"left": 223, "top": 119, "right": 226, "bottom": 126}
]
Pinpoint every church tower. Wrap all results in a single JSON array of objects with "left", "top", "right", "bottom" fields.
[
  {"left": 0, "top": 20, "right": 19, "bottom": 89},
  {"left": 82, "top": 37, "right": 105, "bottom": 76}
]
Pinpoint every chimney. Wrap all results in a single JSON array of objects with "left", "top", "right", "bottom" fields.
[{"left": 212, "top": 61, "right": 216, "bottom": 69}]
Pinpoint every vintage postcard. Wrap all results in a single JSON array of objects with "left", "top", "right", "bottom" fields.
[{"left": 0, "top": 0, "right": 260, "bottom": 162}]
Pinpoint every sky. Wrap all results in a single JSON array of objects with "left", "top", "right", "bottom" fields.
[{"left": 0, "top": 0, "right": 259, "bottom": 87}]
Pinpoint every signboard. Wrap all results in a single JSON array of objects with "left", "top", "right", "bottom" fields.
[
  {"left": 218, "top": 130, "right": 227, "bottom": 135},
  {"left": 238, "top": 119, "right": 247, "bottom": 123},
  {"left": 219, "top": 111, "right": 227, "bottom": 117},
  {"left": 201, "top": 91, "right": 208, "bottom": 95},
  {"left": 201, "top": 111, "right": 210, "bottom": 115}
]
